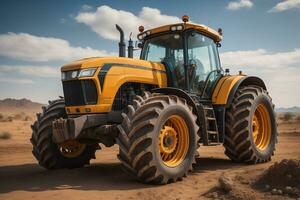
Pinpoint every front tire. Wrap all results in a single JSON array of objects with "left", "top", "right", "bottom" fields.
[
  {"left": 30, "top": 98, "right": 97, "bottom": 169},
  {"left": 224, "top": 86, "right": 277, "bottom": 163},
  {"left": 117, "top": 92, "right": 199, "bottom": 184}
]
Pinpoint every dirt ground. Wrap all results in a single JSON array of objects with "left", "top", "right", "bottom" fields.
[{"left": 0, "top": 110, "right": 299, "bottom": 200}]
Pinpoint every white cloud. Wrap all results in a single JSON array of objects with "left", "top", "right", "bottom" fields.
[
  {"left": 220, "top": 49, "right": 300, "bottom": 107},
  {"left": 0, "top": 32, "right": 116, "bottom": 62},
  {"left": 82, "top": 4, "right": 93, "bottom": 11},
  {"left": 75, "top": 5, "right": 181, "bottom": 41},
  {"left": 0, "top": 65, "right": 59, "bottom": 78},
  {"left": 0, "top": 77, "right": 34, "bottom": 84},
  {"left": 226, "top": 0, "right": 253, "bottom": 10},
  {"left": 221, "top": 49, "right": 300, "bottom": 69},
  {"left": 269, "top": 0, "right": 300, "bottom": 12}
]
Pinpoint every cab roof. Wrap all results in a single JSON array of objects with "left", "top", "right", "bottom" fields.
[{"left": 139, "top": 22, "right": 222, "bottom": 42}]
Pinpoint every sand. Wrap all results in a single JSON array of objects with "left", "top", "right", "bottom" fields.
[{"left": 0, "top": 110, "right": 299, "bottom": 200}]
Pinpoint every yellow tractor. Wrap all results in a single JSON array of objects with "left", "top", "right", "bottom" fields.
[{"left": 31, "top": 15, "right": 277, "bottom": 184}]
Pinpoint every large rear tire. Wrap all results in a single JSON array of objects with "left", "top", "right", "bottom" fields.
[
  {"left": 224, "top": 86, "right": 277, "bottom": 163},
  {"left": 30, "top": 98, "right": 97, "bottom": 169},
  {"left": 117, "top": 92, "right": 199, "bottom": 184}
]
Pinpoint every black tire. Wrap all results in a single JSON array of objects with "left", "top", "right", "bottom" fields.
[
  {"left": 117, "top": 92, "right": 199, "bottom": 184},
  {"left": 30, "top": 98, "right": 97, "bottom": 169},
  {"left": 224, "top": 85, "right": 277, "bottom": 163}
]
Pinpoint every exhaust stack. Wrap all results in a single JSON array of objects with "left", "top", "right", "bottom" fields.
[
  {"left": 116, "top": 24, "right": 126, "bottom": 57},
  {"left": 128, "top": 33, "right": 133, "bottom": 58}
]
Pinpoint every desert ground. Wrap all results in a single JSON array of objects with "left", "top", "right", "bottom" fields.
[{"left": 0, "top": 106, "right": 300, "bottom": 200}]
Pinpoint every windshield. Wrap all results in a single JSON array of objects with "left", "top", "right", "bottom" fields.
[
  {"left": 141, "top": 33, "right": 184, "bottom": 63},
  {"left": 141, "top": 33, "right": 186, "bottom": 89}
]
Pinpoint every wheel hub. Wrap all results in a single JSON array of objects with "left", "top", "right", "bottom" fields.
[
  {"left": 160, "top": 126, "right": 178, "bottom": 154},
  {"left": 163, "top": 135, "right": 174, "bottom": 147},
  {"left": 159, "top": 115, "right": 189, "bottom": 167},
  {"left": 252, "top": 104, "right": 271, "bottom": 150},
  {"left": 58, "top": 140, "right": 86, "bottom": 158}
]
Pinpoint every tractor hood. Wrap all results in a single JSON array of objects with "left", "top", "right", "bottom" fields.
[
  {"left": 61, "top": 57, "right": 166, "bottom": 72},
  {"left": 60, "top": 56, "right": 167, "bottom": 114}
]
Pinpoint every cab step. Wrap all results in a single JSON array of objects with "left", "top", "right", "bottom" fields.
[{"left": 199, "top": 103, "right": 221, "bottom": 146}]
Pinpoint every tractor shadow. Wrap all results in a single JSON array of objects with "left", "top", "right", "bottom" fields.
[
  {"left": 0, "top": 157, "right": 241, "bottom": 194},
  {"left": 0, "top": 162, "right": 148, "bottom": 193},
  {"left": 193, "top": 157, "right": 244, "bottom": 172}
]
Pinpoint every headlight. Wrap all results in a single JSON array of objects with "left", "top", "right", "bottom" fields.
[
  {"left": 137, "top": 31, "right": 151, "bottom": 40},
  {"left": 170, "top": 26, "right": 177, "bottom": 31},
  {"left": 61, "top": 70, "right": 79, "bottom": 80},
  {"left": 78, "top": 68, "right": 97, "bottom": 78},
  {"left": 170, "top": 25, "right": 184, "bottom": 31},
  {"left": 138, "top": 34, "right": 143, "bottom": 40},
  {"left": 61, "top": 72, "right": 66, "bottom": 80},
  {"left": 71, "top": 70, "right": 79, "bottom": 78},
  {"left": 176, "top": 25, "right": 183, "bottom": 30},
  {"left": 61, "top": 68, "right": 96, "bottom": 80}
]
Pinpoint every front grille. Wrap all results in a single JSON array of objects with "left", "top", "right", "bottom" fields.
[{"left": 62, "top": 80, "right": 98, "bottom": 106}]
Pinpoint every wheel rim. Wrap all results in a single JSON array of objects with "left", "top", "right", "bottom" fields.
[
  {"left": 159, "top": 115, "right": 189, "bottom": 167},
  {"left": 252, "top": 104, "right": 271, "bottom": 150},
  {"left": 58, "top": 140, "right": 86, "bottom": 158}
]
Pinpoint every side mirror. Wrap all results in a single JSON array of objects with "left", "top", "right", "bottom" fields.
[
  {"left": 137, "top": 43, "right": 143, "bottom": 49},
  {"left": 217, "top": 43, "right": 222, "bottom": 48},
  {"left": 218, "top": 28, "right": 223, "bottom": 36}
]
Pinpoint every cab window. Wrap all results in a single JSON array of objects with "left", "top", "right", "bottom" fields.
[
  {"left": 142, "top": 33, "right": 186, "bottom": 89},
  {"left": 187, "top": 32, "right": 220, "bottom": 95}
]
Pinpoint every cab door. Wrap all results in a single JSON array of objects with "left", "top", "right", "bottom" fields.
[{"left": 186, "top": 31, "right": 222, "bottom": 98}]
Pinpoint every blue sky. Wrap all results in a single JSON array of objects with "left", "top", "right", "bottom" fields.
[{"left": 0, "top": 0, "right": 299, "bottom": 107}]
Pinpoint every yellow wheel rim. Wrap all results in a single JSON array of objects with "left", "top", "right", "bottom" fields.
[
  {"left": 252, "top": 104, "right": 271, "bottom": 150},
  {"left": 159, "top": 115, "right": 189, "bottom": 167},
  {"left": 58, "top": 140, "right": 86, "bottom": 158}
]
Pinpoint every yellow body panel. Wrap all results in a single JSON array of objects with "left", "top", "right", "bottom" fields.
[
  {"left": 141, "top": 23, "right": 222, "bottom": 42},
  {"left": 61, "top": 57, "right": 166, "bottom": 72},
  {"left": 212, "top": 75, "right": 245, "bottom": 105},
  {"left": 63, "top": 57, "right": 167, "bottom": 114}
]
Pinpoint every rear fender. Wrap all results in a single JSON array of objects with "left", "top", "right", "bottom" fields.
[
  {"left": 212, "top": 75, "right": 267, "bottom": 143},
  {"left": 212, "top": 75, "right": 266, "bottom": 108}
]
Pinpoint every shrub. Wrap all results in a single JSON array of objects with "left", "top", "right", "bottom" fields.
[
  {"left": 0, "top": 131, "right": 12, "bottom": 139},
  {"left": 0, "top": 115, "right": 13, "bottom": 122},
  {"left": 6, "top": 116, "right": 13, "bottom": 122},
  {"left": 13, "top": 113, "right": 22, "bottom": 120},
  {"left": 24, "top": 116, "right": 32, "bottom": 121},
  {"left": 283, "top": 112, "right": 294, "bottom": 121}
]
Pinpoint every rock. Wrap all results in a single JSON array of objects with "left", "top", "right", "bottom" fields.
[
  {"left": 271, "top": 188, "right": 277, "bottom": 195},
  {"left": 277, "top": 189, "right": 283, "bottom": 195},
  {"left": 241, "top": 180, "right": 249, "bottom": 185},
  {"left": 265, "top": 185, "right": 270, "bottom": 190},
  {"left": 206, "top": 192, "right": 218, "bottom": 199},
  {"left": 284, "top": 186, "right": 293, "bottom": 194},
  {"left": 212, "top": 192, "right": 218, "bottom": 198},
  {"left": 219, "top": 175, "right": 233, "bottom": 192}
]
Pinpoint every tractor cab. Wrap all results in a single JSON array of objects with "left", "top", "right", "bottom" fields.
[{"left": 138, "top": 15, "right": 223, "bottom": 99}]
